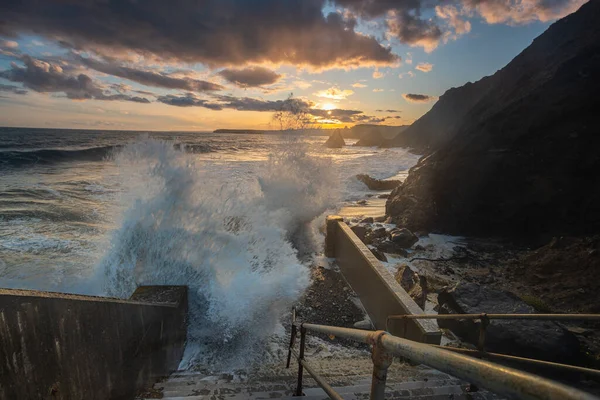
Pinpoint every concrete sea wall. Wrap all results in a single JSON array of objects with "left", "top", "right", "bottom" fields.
[
  {"left": 326, "top": 215, "right": 440, "bottom": 344},
  {"left": 0, "top": 285, "right": 187, "bottom": 400}
]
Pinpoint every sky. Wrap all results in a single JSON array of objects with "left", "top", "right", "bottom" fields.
[{"left": 0, "top": 0, "right": 588, "bottom": 131}]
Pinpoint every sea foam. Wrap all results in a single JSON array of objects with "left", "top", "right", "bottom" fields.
[{"left": 94, "top": 138, "right": 338, "bottom": 369}]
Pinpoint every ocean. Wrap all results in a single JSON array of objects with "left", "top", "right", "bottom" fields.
[{"left": 0, "top": 126, "right": 420, "bottom": 368}]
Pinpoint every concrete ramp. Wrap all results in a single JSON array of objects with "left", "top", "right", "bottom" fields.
[{"left": 325, "top": 215, "right": 441, "bottom": 344}]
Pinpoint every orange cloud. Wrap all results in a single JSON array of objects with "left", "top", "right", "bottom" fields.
[
  {"left": 314, "top": 87, "right": 354, "bottom": 100},
  {"left": 415, "top": 62, "right": 434, "bottom": 72}
]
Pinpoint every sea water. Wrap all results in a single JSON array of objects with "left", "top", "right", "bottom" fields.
[{"left": 0, "top": 127, "right": 420, "bottom": 368}]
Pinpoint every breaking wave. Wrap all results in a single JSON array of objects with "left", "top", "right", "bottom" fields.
[
  {"left": 94, "top": 138, "right": 339, "bottom": 369},
  {"left": 0, "top": 143, "right": 215, "bottom": 169}
]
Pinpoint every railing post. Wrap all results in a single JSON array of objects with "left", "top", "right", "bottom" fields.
[
  {"left": 478, "top": 314, "right": 490, "bottom": 353},
  {"left": 370, "top": 333, "right": 393, "bottom": 400},
  {"left": 295, "top": 325, "right": 307, "bottom": 396},
  {"left": 325, "top": 215, "right": 343, "bottom": 257},
  {"left": 286, "top": 324, "right": 296, "bottom": 369}
]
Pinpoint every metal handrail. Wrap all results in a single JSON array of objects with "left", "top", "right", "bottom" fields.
[
  {"left": 387, "top": 313, "right": 600, "bottom": 321},
  {"left": 386, "top": 312, "right": 600, "bottom": 374},
  {"left": 287, "top": 308, "right": 599, "bottom": 400}
]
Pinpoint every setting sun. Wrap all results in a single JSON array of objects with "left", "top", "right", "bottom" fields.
[{"left": 322, "top": 103, "right": 336, "bottom": 111}]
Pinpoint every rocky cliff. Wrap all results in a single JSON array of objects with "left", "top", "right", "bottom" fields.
[{"left": 386, "top": 0, "right": 600, "bottom": 239}]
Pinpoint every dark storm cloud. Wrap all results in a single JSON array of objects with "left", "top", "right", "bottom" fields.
[
  {"left": 76, "top": 56, "right": 223, "bottom": 92},
  {"left": 0, "top": 83, "right": 27, "bottom": 95},
  {"left": 402, "top": 93, "right": 437, "bottom": 103},
  {"left": 157, "top": 94, "right": 223, "bottom": 109},
  {"left": 156, "top": 92, "right": 368, "bottom": 123},
  {"left": 0, "top": 0, "right": 397, "bottom": 68},
  {"left": 157, "top": 93, "right": 314, "bottom": 112},
  {"left": 218, "top": 67, "right": 282, "bottom": 87},
  {"left": 0, "top": 55, "right": 150, "bottom": 102}
]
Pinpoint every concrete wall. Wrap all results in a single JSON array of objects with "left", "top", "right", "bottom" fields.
[
  {"left": 0, "top": 286, "right": 187, "bottom": 400},
  {"left": 326, "top": 216, "right": 440, "bottom": 344}
]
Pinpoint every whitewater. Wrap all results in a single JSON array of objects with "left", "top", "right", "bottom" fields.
[{"left": 0, "top": 127, "right": 420, "bottom": 370}]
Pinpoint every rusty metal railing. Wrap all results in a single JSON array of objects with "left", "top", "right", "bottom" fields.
[
  {"left": 287, "top": 307, "right": 599, "bottom": 400},
  {"left": 386, "top": 313, "right": 600, "bottom": 379}
]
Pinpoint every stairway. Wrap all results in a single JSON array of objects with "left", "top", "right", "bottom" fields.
[{"left": 139, "top": 357, "right": 502, "bottom": 400}]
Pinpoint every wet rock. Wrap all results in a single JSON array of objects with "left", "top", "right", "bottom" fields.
[
  {"left": 438, "top": 283, "right": 581, "bottom": 364},
  {"left": 324, "top": 130, "right": 345, "bottom": 148},
  {"left": 394, "top": 265, "right": 427, "bottom": 309},
  {"left": 374, "top": 216, "right": 388, "bottom": 223},
  {"left": 375, "top": 241, "right": 408, "bottom": 258},
  {"left": 377, "top": 194, "right": 390, "bottom": 199},
  {"left": 356, "top": 200, "right": 367, "bottom": 205},
  {"left": 389, "top": 228, "right": 419, "bottom": 248},
  {"left": 356, "top": 174, "right": 400, "bottom": 191},
  {"left": 350, "top": 225, "right": 369, "bottom": 242},
  {"left": 368, "top": 246, "right": 388, "bottom": 262},
  {"left": 365, "top": 227, "right": 387, "bottom": 243},
  {"left": 360, "top": 217, "right": 374, "bottom": 224}
]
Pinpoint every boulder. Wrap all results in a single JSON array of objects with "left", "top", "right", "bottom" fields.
[
  {"left": 360, "top": 217, "right": 374, "bottom": 224},
  {"left": 356, "top": 174, "right": 400, "bottom": 191},
  {"left": 368, "top": 246, "right": 387, "bottom": 262},
  {"left": 394, "top": 265, "right": 427, "bottom": 309},
  {"left": 389, "top": 228, "right": 419, "bottom": 248},
  {"left": 324, "top": 130, "right": 345, "bottom": 148},
  {"left": 365, "top": 227, "right": 387, "bottom": 243},
  {"left": 350, "top": 225, "right": 369, "bottom": 242},
  {"left": 438, "top": 283, "right": 581, "bottom": 364},
  {"left": 375, "top": 241, "right": 408, "bottom": 258}
]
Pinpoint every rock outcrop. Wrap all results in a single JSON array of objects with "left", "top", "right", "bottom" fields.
[
  {"left": 356, "top": 174, "right": 400, "bottom": 191},
  {"left": 324, "top": 130, "right": 345, "bottom": 148},
  {"left": 394, "top": 265, "right": 427, "bottom": 309},
  {"left": 386, "top": 0, "right": 600, "bottom": 239},
  {"left": 438, "top": 283, "right": 581, "bottom": 364}
]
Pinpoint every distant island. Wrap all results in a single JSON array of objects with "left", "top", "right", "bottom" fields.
[{"left": 213, "top": 129, "right": 265, "bottom": 134}]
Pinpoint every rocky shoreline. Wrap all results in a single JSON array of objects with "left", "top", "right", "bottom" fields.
[{"left": 337, "top": 173, "right": 600, "bottom": 370}]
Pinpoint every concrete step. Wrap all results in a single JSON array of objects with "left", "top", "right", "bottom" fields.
[{"left": 146, "top": 379, "right": 490, "bottom": 400}]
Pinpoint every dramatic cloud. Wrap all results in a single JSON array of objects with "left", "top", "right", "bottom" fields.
[
  {"left": 156, "top": 94, "right": 223, "bottom": 110},
  {"left": 0, "top": 0, "right": 397, "bottom": 69},
  {"left": 157, "top": 93, "right": 314, "bottom": 113},
  {"left": 218, "top": 66, "right": 282, "bottom": 87},
  {"left": 462, "top": 0, "right": 588, "bottom": 24},
  {"left": 403, "top": 93, "right": 437, "bottom": 103},
  {"left": 333, "top": 0, "right": 584, "bottom": 52},
  {"left": 0, "top": 55, "right": 150, "bottom": 102},
  {"left": 0, "top": 83, "right": 27, "bottom": 95},
  {"left": 436, "top": 5, "right": 472, "bottom": 36},
  {"left": 376, "top": 109, "right": 401, "bottom": 112},
  {"left": 352, "top": 82, "right": 367, "bottom": 88},
  {"left": 314, "top": 87, "right": 354, "bottom": 99},
  {"left": 156, "top": 92, "right": 368, "bottom": 123},
  {"left": 76, "top": 56, "right": 223, "bottom": 92},
  {"left": 415, "top": 62, "right": 434, "bottom": 72}
]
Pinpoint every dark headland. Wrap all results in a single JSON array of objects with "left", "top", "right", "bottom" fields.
[{"left": 345, "top": 0, "right": 600, "bottom": 371}]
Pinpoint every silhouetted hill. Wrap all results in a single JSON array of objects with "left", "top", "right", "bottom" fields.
[{"left": 386, "top": 0, "right": 600, "bottom": 239}]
